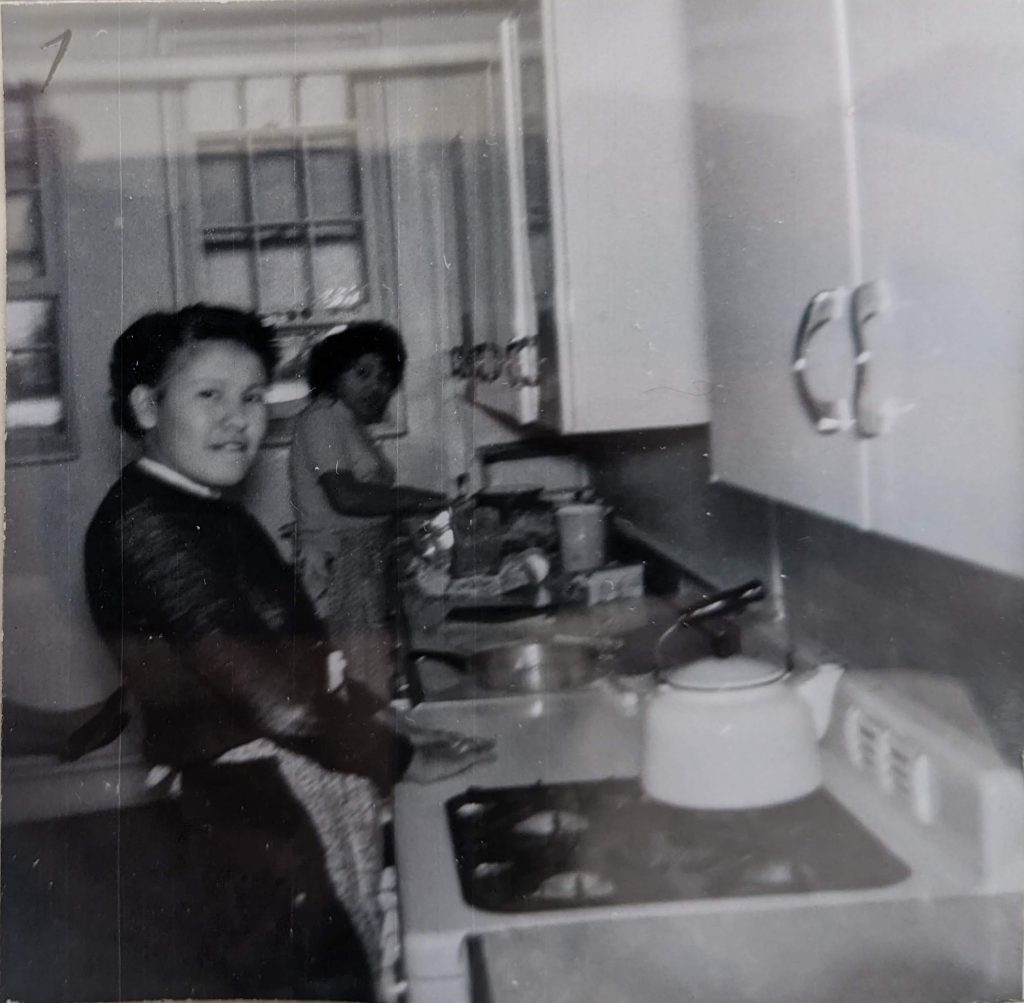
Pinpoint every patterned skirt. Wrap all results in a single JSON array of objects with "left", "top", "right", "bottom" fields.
[{"left": 298, "top": 522, "right": 397, "bottom": 703}]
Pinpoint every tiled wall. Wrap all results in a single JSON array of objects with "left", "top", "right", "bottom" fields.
[{"left": 587, "top": 426, "right": 1024, "bottom": 760}]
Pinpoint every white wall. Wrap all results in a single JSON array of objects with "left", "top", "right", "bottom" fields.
[
  {"left": 4, "top": 13, "right": 178, "bottom": 707},
  {"left": 2, "top": 2, "right": 518, "bottom": 711}
]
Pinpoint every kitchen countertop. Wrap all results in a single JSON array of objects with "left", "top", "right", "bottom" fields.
[
  {"left": 470, "top": 892, "right": 1024, "bottom": 1003},
  {"left": 400, "top": 587, "right": 787, "bottom": 703},
  {"left": 405, "top": 590, "right": 685, "bottom": 650}
]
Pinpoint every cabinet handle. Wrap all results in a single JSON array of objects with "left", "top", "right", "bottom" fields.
[
  {"left": 850, "top": 281, "right": 885, "bottom": 438},
  {"left": 504, "top": 336, "right": 540, "bottom": 387},
  {"left": 792, "top": 289, "right": 850, "bottom": 434},
  {"left": 473, "top": 342, "right": 502, "bottom": 382}
]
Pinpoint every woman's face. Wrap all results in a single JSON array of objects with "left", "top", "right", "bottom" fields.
[
  {"left": 133, "top": 340, "right": 269, "bottom": 488},
  {"left": 334, "top": 352, "right": 395, "bottom": 425}
]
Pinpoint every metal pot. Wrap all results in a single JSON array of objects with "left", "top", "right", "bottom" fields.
[{"left": 411, "top": 635, "right": 622, "bottom": 694}]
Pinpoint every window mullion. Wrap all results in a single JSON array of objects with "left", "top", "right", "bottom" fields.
[
  {"left": 299, "top": 132, "right": 316, "bottom": 313},
  {"left": 193, "top": 73, "right": 388, "bottom": 324},
  {"left": 244, "top": 133, "right": 262, "bottom": 313}
]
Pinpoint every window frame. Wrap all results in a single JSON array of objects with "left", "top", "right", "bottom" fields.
[
  {"left": 178, "top": 75, "right": 402, "bottom": 447},
  {"left": 194, "top": 125, "right": 374, "bottom": 318},
  {"left": 4, "top": 87, "right": 77, "bottom": 466}
]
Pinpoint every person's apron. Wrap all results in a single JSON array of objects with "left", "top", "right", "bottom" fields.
[
  {"left": 298, "top": 522, "right": 397, "bottom": 703},
  {"left": 215, "top": 739, "right": 384, "bottom": 967}
]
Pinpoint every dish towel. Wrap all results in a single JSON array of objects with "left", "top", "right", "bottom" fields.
[{"left": 152, "top": 738, "right": 386, "bottom": 979}]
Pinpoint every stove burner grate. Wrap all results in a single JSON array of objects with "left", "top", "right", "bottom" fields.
[{"left": 446, "top": 778, "right": 909, "bottom": 913}]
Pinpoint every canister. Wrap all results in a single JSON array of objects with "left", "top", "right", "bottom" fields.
[{"left": 556, "top": 503, "right": 608, "bottom": 573}]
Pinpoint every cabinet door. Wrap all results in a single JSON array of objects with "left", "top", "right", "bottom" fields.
[
  {"left": 850, "top": 0, "right": 1024, "bottom": 575},
  {"left": 687, "top": 0, "right": 866, "bottom": 525},
  {"left": 449, "top": 127, "right": 507, "bottom": 377},
  {"left": 469, "top": 39, "right": 541, "bottom": 426},
  {"left": 517, "top": 0, "right": 560, "bottom": 429},
  {"left": 547, "top": 0, "right": 708, "bottom": 433}
]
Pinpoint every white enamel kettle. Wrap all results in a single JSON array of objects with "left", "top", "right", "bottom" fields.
[
  {"left": 642, "top": 657, "right": 844, "bottom": 810},
  {"left": 640, "top": 581, "right": 844, "bottom": 810}
]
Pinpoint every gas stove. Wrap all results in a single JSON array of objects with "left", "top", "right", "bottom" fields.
[
  {"left": 394, "top": 670, "right": 1024, "bottom": 1003},
  {"left": 447, "top": 779, "right": 908, "bottom": 913}
]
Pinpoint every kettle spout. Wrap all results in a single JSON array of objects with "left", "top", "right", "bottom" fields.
[{"left": 794, "top": 662, "right": 845, "bottom": 739}]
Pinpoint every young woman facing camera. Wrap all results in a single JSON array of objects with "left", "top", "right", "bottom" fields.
[{"left": 84, "top": 305, "right": 485, "bottom": 999}]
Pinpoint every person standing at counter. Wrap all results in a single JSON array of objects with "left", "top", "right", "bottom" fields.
[
  {"left": 289, "top": 322, "right": 448, "bottom": 701},
  {"left": 83, "top": 305, "right": 478, "bottom": 999}
]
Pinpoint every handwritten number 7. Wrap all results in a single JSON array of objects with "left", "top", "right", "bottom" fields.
[{"left": 41, "top": 29, "right": 71, "bottom": 93}]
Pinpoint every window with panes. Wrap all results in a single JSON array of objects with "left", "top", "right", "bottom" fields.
[
  {"left": 184, "top": 72, "right": 398, "bottom": 435},
  {"left": 4, "top": 88, "right": 74, "bottom": 463},
  {"left": 196, "top": 128, "right": 371, "bottom": 320}
]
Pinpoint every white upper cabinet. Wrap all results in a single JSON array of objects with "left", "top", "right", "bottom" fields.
[
  {"left": 690, "top": 0, "right": 1024, "bottom": 577},
  {"left": 473, "top": 0, "right": 709, "bottom": 434},
  {"left": 849, "top": 0, "right": 1024, "bottom": 575},
  {"left": 686, "top": 0, "right": 865, "bottom": 527}
]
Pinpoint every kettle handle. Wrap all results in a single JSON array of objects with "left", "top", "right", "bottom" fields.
[
  {"left": 654, "top": 580, "right": 767, "bottom": 671},
  {"left": 676, "top": 580, "right": 766, "bottom": 623}
]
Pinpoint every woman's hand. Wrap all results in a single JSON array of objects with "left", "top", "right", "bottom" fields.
[
  {"left": 393, "top": 713, "right": 496, "bottom": 783},
  {"left": 404, "top": 734, "right": 496, "bottom": 784}
]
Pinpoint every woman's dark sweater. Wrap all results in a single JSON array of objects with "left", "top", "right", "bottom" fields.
[{"left": 84, "top": 463, "right": 411, "bottom": 790}]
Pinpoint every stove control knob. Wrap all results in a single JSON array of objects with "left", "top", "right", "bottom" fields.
[
  {"left": 842, "top": 706, "right": 866, "bottom": 767},
  {"left": 909, "top": 753, "right": 934, "bottom": 824},
  {"left": 875, "top": 730, "right": 895, "bottom": 792}
]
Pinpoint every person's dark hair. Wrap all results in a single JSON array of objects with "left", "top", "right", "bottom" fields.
[
  {"left": 109, "top": 304, "right": 278, "bottom": 438},
  {"left": 306, "top": 322, "right": 407, "bottom": 398}
]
